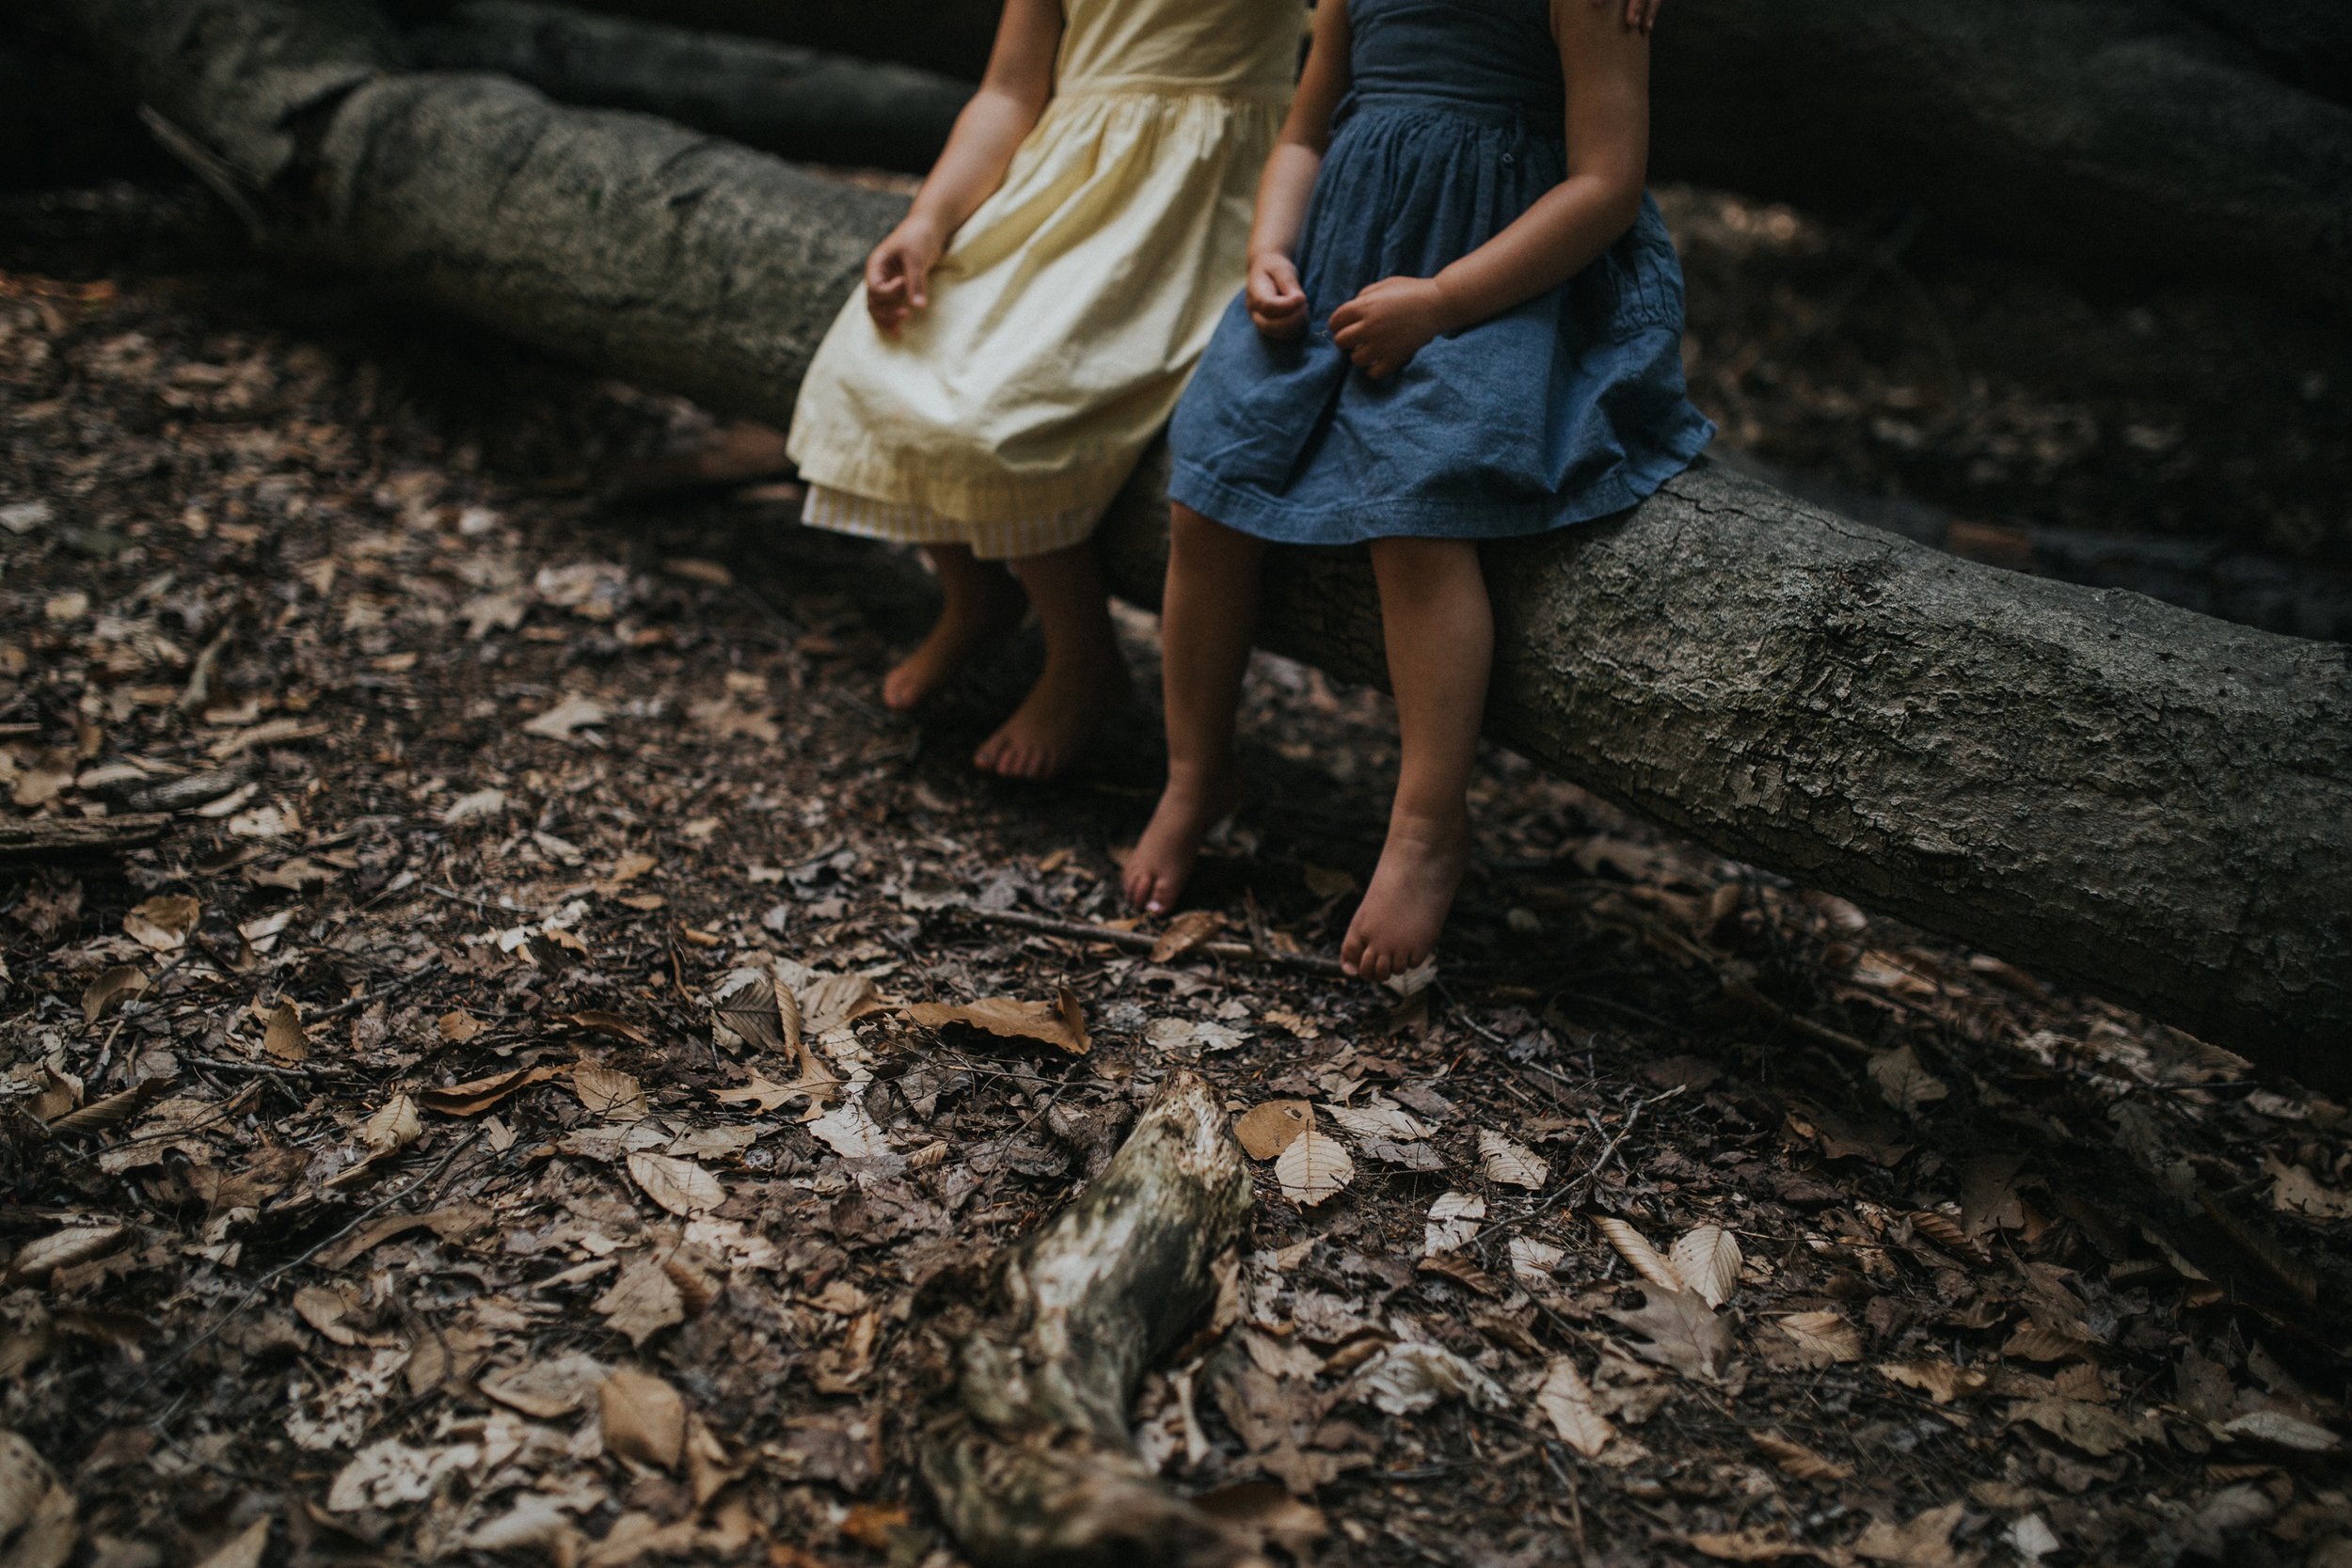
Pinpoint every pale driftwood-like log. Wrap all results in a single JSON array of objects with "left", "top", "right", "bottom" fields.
[
  {"left": 0, "top": 815, "right": 169, "bottom": 864},
  {"left": 58, "top": 0, "right": 2352, "bottom": 1090},
  {"left": 408, "top": 2, "right": 969, "bottom": 173},
  {"left": 922, "top": 1071, "right": 1260, "bottom": 1568}
]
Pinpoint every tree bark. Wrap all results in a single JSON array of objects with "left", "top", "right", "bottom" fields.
[
  {"left": 922, "top": 1070, "right": 1261, "bottom": 1568},
  {"left": 56, "top": 0, "right": 2352, "bottom": 1091},
  {"left": 407, "top": 2, "right": 969, "bottom": 173}
]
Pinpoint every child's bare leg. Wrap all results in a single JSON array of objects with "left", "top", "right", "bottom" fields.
[
  {"left": 974, "top": 540, "right": 1130, "bottom": 779},
  {"left": 884, "top": 545, "right": 1025, "bottom": 710},
  {"left": 1344, "top": 537, "right": 1491, "bottom": 981},
  {"left": 1125, "top": 504, "right": 1263, "bottom": 912}
]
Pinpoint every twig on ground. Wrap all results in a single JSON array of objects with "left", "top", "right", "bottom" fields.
[{"left": 956, "top": 904, "right": 1350, "bottom": 977}]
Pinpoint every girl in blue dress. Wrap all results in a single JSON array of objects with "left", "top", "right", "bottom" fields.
[{"left": 1123, "top": 0, "right": 1713, "bottom": 981}]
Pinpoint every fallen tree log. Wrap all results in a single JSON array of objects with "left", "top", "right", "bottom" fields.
[
  {"left": 407, "top": 1, "right": 968, "bottom": 173},
  {"left": 58, "top": 0, "right": 2352, "bottom": 1090},
  {"left": 0, "top": 815, "right": 170, "bottom": 865},
  {"left": 510, "top": 0, "right": 2352, "bottom": 313},
  {"left": 923, "top": 1070, "right": 1259, "bottom": 1568}
]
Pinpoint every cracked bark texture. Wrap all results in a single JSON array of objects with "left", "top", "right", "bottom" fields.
[
  {"left": 60, "top": 0, "right": 2352, "bottom": 1088},
  {"left": 408, "top": 1, "right": 969, "bottom": 173},
  {"left": 921, "top": 1071, "right": 1262, "bottom": 1568}
]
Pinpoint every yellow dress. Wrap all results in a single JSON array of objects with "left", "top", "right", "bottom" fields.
[{"left": 785, "top": 0, "right": 1298, "bottom": 560}]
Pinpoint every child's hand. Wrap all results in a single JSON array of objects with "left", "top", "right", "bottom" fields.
[
  {"left": 1592, "top": 0, "right": 1661, "bottom": 35},
  {"left": 1329, "top": 277, "right": 1453, "bottom": 379},
  {"left": 866, "top": 217, "right": 946, "bottom": 335},
  {"left": 1247, "top": 252, "right": 1309, "bottom": 340}
]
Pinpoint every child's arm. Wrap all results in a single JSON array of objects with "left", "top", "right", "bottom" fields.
[
  {"left": 1331, "top": 0, "right": 1650, "bottom": 378},
  {"left": 1243, "top": 0, "right": 1353, "bottom": 340},
  {"left": 866, "top": 0, "right": 1064, "bottom": 334}
]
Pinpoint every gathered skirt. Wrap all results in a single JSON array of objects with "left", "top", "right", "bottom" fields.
[{"left": 1168, "top": 94, "right": 1714, "bottom": 544}]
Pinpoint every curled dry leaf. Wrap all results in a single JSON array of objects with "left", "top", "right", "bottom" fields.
[
  {"left": 81, "top": 966, "right": 151, "bottom": 1026},
  {"left": 1233, "top": 1100, "right": 1312, "bottom": 1161},
  {"left": 2218, "top": 1409, "right": 2341, "bottom": 1451},
  {"left": 1533, "top": 1357, "right": 1616, "bottom": 1458},
  {"left": 625, "top": 1152, "right": 725, "bottom": 1216},
  {"left": 905, "top": 988, "right": 1090, "bottom": 1055},
  {"left": 1750, "top": 1430, "right": 1854, "bottom": 1481},
  {"left": 361, "top": 1093, "right": 421, "bottom": 1155},
  {"left": 1478, "top": 1129, "right": 1549, "bottom": 1189},
  {"left": 421, "top": 1065, "right": 563, "bottom": 1117},
  {"left": 600, "top": 1368, "right": 687, "bottom": 1470},
  {"left": 1669, "top": 1224, "right": 1742, "bottom": 1308},
  {"left": 562, "top": 1010, "right": 654, "bottom": 1048},
  {"left": 1149, "top": 908, "right": 1226, "bottom": 963},
  {"left": 1774, "top": 1311, "right": 1863, "bottom": 1368},
  {"left": 1276, "top": 1128, "right": 1354, "bottom": 1208},
  {"left": 1593, "top": 1216, "right": 1684, "bottom": 1294},
  {"left": 123, "top": 894, "right": 200, "bottom": 952},
  {"left": 573, "top": 1063, "right": 650, "bottom": 1123}
]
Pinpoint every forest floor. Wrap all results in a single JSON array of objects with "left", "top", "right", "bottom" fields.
[{"left": 2, "top": 179, "right": 2349, "bottom": 1568}]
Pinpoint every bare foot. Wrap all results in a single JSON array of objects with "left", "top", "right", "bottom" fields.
[
  {"left": 1343, "top": 811, "right": 1470, "bottom": 982},
  {"left": 882, "top": 574, "right": 1024, "bottom": 710},
  {"left": 973, "top": 652, "right": 1131, "bottom": 780},
  {"left": 1123, "top": 760, "right": 1244, "bottom": 914}
]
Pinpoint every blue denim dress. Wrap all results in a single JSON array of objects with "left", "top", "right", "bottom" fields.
[{"left": 1168, "top": 0, "right": 1713, "bottom": 543}]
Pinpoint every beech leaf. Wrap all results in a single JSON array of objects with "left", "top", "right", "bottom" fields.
[{"left": 1276, "top": 1129, "right": 1354, "bottom": 1208}]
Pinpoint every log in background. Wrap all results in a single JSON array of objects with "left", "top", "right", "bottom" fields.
[{"left": 54, "top": 0, "right": 2352, "bottom": 1088}]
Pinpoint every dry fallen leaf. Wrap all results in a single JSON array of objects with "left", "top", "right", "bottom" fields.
[
  {"left": 573, "top": 1063, "right": 650, "bottom": 1123},
  {"left": 1277, "top": 1129, "right": 1354, "bottom": 1208},
  {"left": 1324, "top": 1100, "right": 1431, "bottom": 1143},
  {"left": 0, "top": 1430, "right": 78, "bottom": 1568},
  {"left": 1608, "top": 1287, "right": 1736, "bottom": 1383},
  {"left": 1669, "top": 1224, "right": 1742, "bottom": 1308},
  {"left": 563, "top": 1010, "right": 655, "bottom": 1048},
  {"left": 1478, "top": 1129, "right": 1549, "bottom": 1189},
  {"left": 1868, "top": 1045, "right": 1951, "bottom": 1115},
  {"left": 1533, "top": 1357, "right": 1616, "bottom": 1458},
  {"left": 1774, "top": 1310, "right": 1864, "bottom": 1368},
  {"left": 595, "top": 1256, "right": 687, "bottom": 1346},
  {"left": 522, "top": 693, "right": 609, "bottom": 740},
  {"left": 361, "top": 1093, "right": 421, "bottom": 1155},
  {"left": 421, "top": 1065, "right": 564, "bottom": 1117},
  {"left": 806, "top": 1101, "right": 892, "bottom": 1159},
  {"left": 1233, "top": 1100, "right": 1312, "bottom": 1161},
  {"left": 1355, "top": 1340, "right": 1507, "bottom": 1415},
  {"left": 710, "top": 1073, "right": 806, "bottom": 1115},
  {"left": 626, "top": 1152, "right": 725, "bottom": 1216},
  {"left": 1593, "top": 1216, "right": 1684, "bottom": 1294},
  {"left": 193, "top": 1517, "right": 271, "bottom": 1568},
  {"left": 1150, "top": 909, "right": 1226, "bottom": 963},
  {"left": 1508, "top": 1236, "right": 1565, "bottom": 1286},
  {"left": 1685, "top": 1530, "right": 1807, "bottom": 1562},
  {"left": 1750, "top": 1429, "right": 1854, "bottom": 1481},
  {"left": 600, "top": 1368, "right": 686, "bottom": 1471},
  {"left": 260, "top": 1000, "right": 307, "bottom": 1063},
  {"left": 437, "top": 1010, "right": 485, "bottom": 1044},
  {"left": 80, "top": 966, "right": 151, "bottom": 1026},
  {"left": 6, "top": 1225, "right": 129, "bottom": 1288},
  {"left": 1423, "top": 1191, "right": 1486, "bottom": 1256},
  {"left": 1877, "top": 1359, "right": 1990, "bottom": 1404},
  {"left": 1852, "top": 1501, "right": 1971, "bottom": 1567},
  {"left": 2265, "top": 1154, "right": 2352, "bottom": 1221},
  {"left": 2218, "top": 1409, "right": 2341, "bottom": 1451},
  {"left": 122, "top": 894, "right": 200, "bottom": 953},
  {"left": 905, "top": 989, "right": 1090, "bottom": 1055}
]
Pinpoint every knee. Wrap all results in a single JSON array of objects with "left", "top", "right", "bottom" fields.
[
  {"left": 1169, "top": 504, "right": 1263, "bottom": 566},
  {"left": 1370, "top": 537, "right": 1486, "bottom": 596}
]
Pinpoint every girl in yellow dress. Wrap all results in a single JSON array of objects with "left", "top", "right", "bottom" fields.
[
  {"left": 787, "top": 0, "right": 1298, "bottom": 778},
  {"left": 788, "top": 0, "right": 1660, "bottom": 779}
]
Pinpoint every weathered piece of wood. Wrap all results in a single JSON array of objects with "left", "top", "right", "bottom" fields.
[
  {"left": 922, "top": 1070, "right": 1261, "bottom": 1568},
  {"left": 59, "top": 0, "right": 2352, "bottom": 1089},
  {"left": 408, "top": 1, "right": 970, "bottom": 173},
  {"left": 0, "top": 815, "right": 170, "bottom": 864}
]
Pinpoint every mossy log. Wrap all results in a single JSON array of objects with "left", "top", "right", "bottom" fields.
[
  {"left": 922, "top": 1070, "right": 1261, "bottom": 1568},
  {"left": 57, "top": 0, "right": 2352, "bottom": 1091}
]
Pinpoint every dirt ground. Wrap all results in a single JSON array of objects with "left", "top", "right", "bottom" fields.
[{"left": 2, "top": 180, "right": 2349, "bottom": 1568}]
